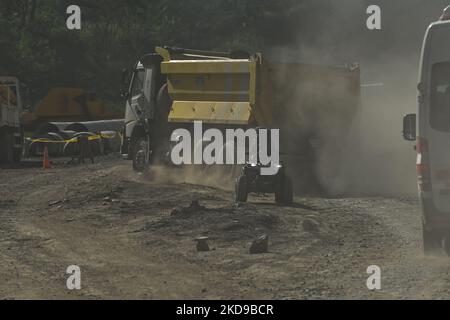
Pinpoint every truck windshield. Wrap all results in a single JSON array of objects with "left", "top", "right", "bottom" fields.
[
  {"left": 430, "top": 62, "right": 450, "bottom": 132},
  {"left": 130, "top": 69, "right": 145, "bottom": 97}
]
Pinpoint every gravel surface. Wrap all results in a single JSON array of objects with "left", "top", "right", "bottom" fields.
[{"left": 1, "top": 157, "right": 449, "bottom": 299}]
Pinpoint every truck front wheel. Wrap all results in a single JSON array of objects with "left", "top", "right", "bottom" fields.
[
  {"left": 132, "top": 137, "right": 149, "bottom": 173},
  {"left": 12, "top": 130, "right": 23, "bottom": 163},
  {"left": 13, "top": 147, "right": 21, "bottom": 163}
]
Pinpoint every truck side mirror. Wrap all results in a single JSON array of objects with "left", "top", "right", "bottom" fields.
[
  {"left": 417, "top": 82, "right": 426, "bottom": 93},
  {"left": 120, "top": 90, "right": 130, "bottom": 100},
  {"left": 403, "top": 113, "right": 416, "bottom": 141}
]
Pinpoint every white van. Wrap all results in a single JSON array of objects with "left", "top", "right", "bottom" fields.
[{"left": 404, "top": 20, "right": 450, "bottom": 255}]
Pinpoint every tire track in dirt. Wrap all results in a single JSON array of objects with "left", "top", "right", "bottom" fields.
[{"left": 1, "top": 158, "right": 450, "bottom": 299}]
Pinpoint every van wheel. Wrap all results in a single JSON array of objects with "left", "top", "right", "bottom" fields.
[
  {"left": 235, "top": 175, "right": 248, "bottom": 203},
  {"left": 423, "top": 225, "right": 441, "bottom": 256},
  {"left": 132, "top": 137, "right": 149, "bottom": 173}
]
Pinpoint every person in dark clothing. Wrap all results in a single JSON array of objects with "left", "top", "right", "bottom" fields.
[{"left": 78, "top": 136, "right": 94, "bottom": 164}]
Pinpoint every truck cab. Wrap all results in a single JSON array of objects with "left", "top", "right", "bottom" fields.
[
  {"left": 120, "top": 46, "right": 253, "bottom": 172},
  {"left": 121, "top": 46, "right": 360, "bottom": 200},
  {"left": 403, "top": 20, "right": 450, "bottom": 255},
  {"left": 0, "top": 76, "right": 24, "bottom": 164},
  {"left": 120, "top": 53, "right": 168, "bottom": 171}
]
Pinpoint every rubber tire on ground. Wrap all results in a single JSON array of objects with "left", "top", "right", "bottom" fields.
[
  {"left": 0, "top": 131, "right": 14, "bottom": 164},
  {"left": 423, "top": 225, "right": 441, "bottom": 256},
  {"left": 282, "top": 176, "right": 294, "bottom": 205},
  {"left": 275, "top": 175, "right": 294, "bottom": 205},
  {"left": 149, "top": 84, "right": 171, "bottom": 164},
  {"left": 156, "top": 84, "right": 171, "bottom": 123},
  {"left": 132, "top": 138, "right": 149, "bottom": 173},
  {"left": 13, "top": 147, "right": 21, "bottom": 163},
  {"left": 275, "top": 176, "right": 283, "bottom": 204},
  {"left": 235, "top": 175, "right": 248, "bottom": 203}
]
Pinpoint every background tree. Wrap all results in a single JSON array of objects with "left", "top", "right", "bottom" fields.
[{"left": 0, "top": 0, "right": 448, "bottom": 111}]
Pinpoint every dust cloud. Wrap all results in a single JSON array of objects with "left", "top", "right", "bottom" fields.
[
  {"left": 147, "top": 1, "right": 445, "bottom": 197},
  {"left": 141, "top": 165, "right": 237, "bottom": 191},
  {"left": 276, "top": 0, "right": 449, "bottom": 196},
  {"left": 329, "top": 56, "right": 419, "bottom": 196}
]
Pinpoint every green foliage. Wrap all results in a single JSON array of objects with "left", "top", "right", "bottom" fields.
[
  {"left": 2, "top": 0, "right": 315, "bottom": 103},
  {"left": 1, "top": 0, "right": 439, "bottom": 108}
]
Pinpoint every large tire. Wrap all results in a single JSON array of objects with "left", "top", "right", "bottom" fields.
[
  {"left": 0, "top": 130, "right": 14, "bottom": 164},
  {"left": 132, "top": 137, "right": 149, "bottom": 173},
  {"left": 423, "top": 225, "right": 441, "bottom": 256},
  {"left": 275, "top": 175, "right": 294, "bottom": 205},
  {"left": 13, "top": 147, "right": 21, "bottom": 163},
  {"left": 283, "top": 176, "right": 294, "bottom": 205},
  {"left": 235, "top": 175, "right": 248, "bottom": 203},
  {"left": 156, "top": 84, "right": 171, "bottom": 123},
  {"left": 149, "top": 84, "right": 171, "bottom": 164}
]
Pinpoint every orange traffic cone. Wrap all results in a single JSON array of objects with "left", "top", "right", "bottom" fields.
[{"left": 43, "top": 146, "right": 51, "bottom": 169}]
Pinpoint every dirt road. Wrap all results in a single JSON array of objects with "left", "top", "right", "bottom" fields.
[{"left": 1, "top": 157, "right": 450, "bottom": 300}]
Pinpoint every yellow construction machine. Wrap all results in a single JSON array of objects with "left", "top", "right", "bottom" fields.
[
  {"left": 120, "top": 46, "right": 361, "bottom": 200},
  {"left": 21, "top": 88, "right": 122, "bottom": 130}
]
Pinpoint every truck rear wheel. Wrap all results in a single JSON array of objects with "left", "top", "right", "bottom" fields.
[
  {"left": 13, "top": 147, "right": 21, "bottom": 163},
  {"left": 423, "top": 225, "right": 441, "bottom": 256},
  {"left": 235, "top": 174, "right": 248, "bottom": 203},
  {"left": 283, "top": 176, "right": 294, "bottom": 205},
  {"left": 275, "top": 175, "right": 294, "bottom": 205}
]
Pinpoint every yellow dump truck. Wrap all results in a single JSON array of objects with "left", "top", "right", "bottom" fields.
[{"left": 121, "top": 47, "right": 361, "bottom": 198}]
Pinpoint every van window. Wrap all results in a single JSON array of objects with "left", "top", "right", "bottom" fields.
[{"left": 431, "top": 62, "right": 450, "bottom": 131}]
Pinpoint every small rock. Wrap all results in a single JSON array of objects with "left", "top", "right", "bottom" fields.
[
  {"left": 170, "top": 209, "right": 181, "bottom": 217},
  {"left": 49, "top": 200, "right": 62, "bottom": 207},
  {"left": 235, "top": 202, "right": 244, "bottom": 209},
  {"left": 188, "top": 200, "right": 205, "bottom": 211},
  {"left": 195, "top": 236, "right": 210, "bottom": 252},
  {"left": 250, "top": 234, "right": 269, "bottom": 254},
  {"left": 171, "top": 200, "right": 206, "bottom": 218},
  {"left": 303, "top": 219, "right": 320, "bottom": 233}
]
